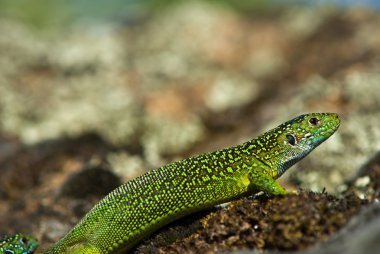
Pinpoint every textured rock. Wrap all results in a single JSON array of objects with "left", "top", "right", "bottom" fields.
[
  {"left": 155, "top": 192, "right": 366, "bottom": 253},
  {"left": 302, "top": 202, "right": 380, "bottom": 254}
]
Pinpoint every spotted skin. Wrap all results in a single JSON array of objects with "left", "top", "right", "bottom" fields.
[
  {"left": 2, "top": 113, "right": 340, "bottom": 254},
  {"left": 0, "top": 234, "right": 38, "bottom": 254}
]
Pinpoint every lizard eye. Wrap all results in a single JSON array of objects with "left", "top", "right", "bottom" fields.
[
  {"left": 286, "top": 134, "right": 296, "bottom": 146},
  {"left": 20, "top": 237, "right": 28, "bottom": 245},
  {"left": 309, "top": 117, "right": 319, "bottom": 126}
]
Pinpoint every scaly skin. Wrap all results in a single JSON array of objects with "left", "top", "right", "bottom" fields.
[
  {"left": 0, "top": 113, "right": 340, "bottom": 254},
  {"left": 0, "top": 234, "right": 38, "bottom": 254}
]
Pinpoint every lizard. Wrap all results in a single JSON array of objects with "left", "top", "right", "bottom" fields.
[
  {"left": 0, "top": 113, "right": 340, "bottom": 254},
  {"left": 0, "top": 234, "right": 38, "bottom": 254}
]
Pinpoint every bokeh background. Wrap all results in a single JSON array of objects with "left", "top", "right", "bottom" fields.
[{"left": 0, "top": 0, "right": 380, "bottom": 252}]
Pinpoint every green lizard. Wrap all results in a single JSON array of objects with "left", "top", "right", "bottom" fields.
[
  {"left": 0, "top": 234, "right": 38, "bottom": 254},
  {"left": 0, "top": 113, "right": 340, "bottom": 254}
]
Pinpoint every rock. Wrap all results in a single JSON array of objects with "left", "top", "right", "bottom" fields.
[
  {"left": 301, "top": 202, "right": 380, "bottom": 254},
  {"left": 60, "top": 165, "right": 121, "bottom": 199}
]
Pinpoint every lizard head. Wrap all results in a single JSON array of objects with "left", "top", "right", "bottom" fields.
[
  {"left": 252, "top": 113, "right": 340, "bottom": 178},
  {"left": 0, "top": 234, "right": 38, "bottom": 254}
]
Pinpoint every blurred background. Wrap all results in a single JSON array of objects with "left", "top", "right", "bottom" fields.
[
  {"left": 1, "top": 1, "right": 380, "bottom": 31},
  {"left": 0, "top": 0, "right": 380, "bottom": 247}
]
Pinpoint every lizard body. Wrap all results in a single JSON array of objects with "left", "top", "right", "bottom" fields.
[{"left": 0, "top": 113, "right": 340, "bottom": 254}]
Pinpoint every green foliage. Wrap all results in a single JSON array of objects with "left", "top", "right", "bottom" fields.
[
  {"left": 0, "top": 0, "right": 272, "bottom": 32},
  {"left": 0, "top": 0, "right": 69, "bottom": 31}
]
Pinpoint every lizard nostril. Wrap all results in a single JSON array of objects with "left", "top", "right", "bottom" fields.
[
  {"left": 19, "top": 237, "right": 28, "bottom": 245},
  {"left": 309, "top": 117, "right": 319, "bottom": 126}
]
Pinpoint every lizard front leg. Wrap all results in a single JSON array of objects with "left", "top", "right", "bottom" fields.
[{"left": 248, "top": 170, "right": 288, "bottom": 196}]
